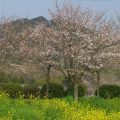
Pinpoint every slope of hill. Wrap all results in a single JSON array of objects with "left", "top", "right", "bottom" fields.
[{"left": 10, "top": 16, "right": 50, "bottom": 32}]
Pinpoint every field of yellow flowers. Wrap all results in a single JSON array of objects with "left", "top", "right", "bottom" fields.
[{"left": 0, "top": 92, "right": 120, "bottom": 120}]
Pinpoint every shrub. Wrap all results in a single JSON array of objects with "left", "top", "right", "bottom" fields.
[
  {"left": 0, "top": 72, "right": 24, "bottom": 84},
  {"left": 95, "top": 84, "right": 120, "bottom": 99},
  {"left": 66, "top": 84, "right": 86, "bottom": 97},
  {"left": 40, "top": 83, "right": 64, "bottom": 98},
  {"left": 0, "top": 72, "right": 9, "bottom": 83},
  {"left": 22, "top": 85, "right": 40, "bottom": 99},
  {"left": 0, "top": 83, "right": 22, "bottom": 98}
]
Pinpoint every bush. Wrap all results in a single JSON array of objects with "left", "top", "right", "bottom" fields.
[
  {"left": 40, "top": 83, "right": 64, "bottom": 98},
  {"left": 95, "top": 84, "right": 120, "bottom": 99},
  {"left": 0, "top": 83, "right": 22, "bottom": 98},
  {"left": 22, "top": 85, "right": 40, "bottom": 99},
  {"left": 0, "top": 72, "right": 24, "bottom": 84},
  {"left": 0, "top": 84, "right": 41, "bottom": 99},
  {"left": 66, "top": 84, "right": 86, "bottom": 97}
]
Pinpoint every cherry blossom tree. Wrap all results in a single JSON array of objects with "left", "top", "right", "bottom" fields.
[
  {"left": 49, "top": 1, "right": 95, "bottom": 101},
  {"left": 0, "top": 18, "right": 27, "bottom": 85},
  {"left": 18, "top": 23, "right": 56, "bottom": 98},
  {"left": 85, "top": 20, "right": 120, "bottom": 96},
  {"left": 49, "top": 1, "right": 120, "bottom": 100},
  {"left": 0, "top": 17, "right": 22, "bottom": 66}
]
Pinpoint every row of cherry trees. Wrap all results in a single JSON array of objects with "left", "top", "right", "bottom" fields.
[{"left": 0, "top": 1, "right": 120, "bottom": 101}]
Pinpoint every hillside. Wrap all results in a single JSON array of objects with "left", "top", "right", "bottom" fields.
[{"left": 10, "top": 16, "right": 50, "bottom": 32}]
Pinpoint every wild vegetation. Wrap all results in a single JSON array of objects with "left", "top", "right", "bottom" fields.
[{"left": 0, "top": 92, "right": 120, "bottom": 120}]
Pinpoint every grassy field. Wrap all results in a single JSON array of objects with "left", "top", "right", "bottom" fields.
[{"left": 0, "top": 93, "right": 120, "bottom": 120}]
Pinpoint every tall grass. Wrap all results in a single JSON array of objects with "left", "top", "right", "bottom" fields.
[{"left": 0, "top": 92, "right": 120, "bottom": 120}]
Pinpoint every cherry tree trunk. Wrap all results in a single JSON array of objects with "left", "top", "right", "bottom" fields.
[
  {"left": 74, "top": 82, "right": 79, "bottom": 102},
  {"left": 45, "top": 67, "right": 50, "bottom": 98},
  {"left": 96, "top": 71, "right": 100, "bottom": 97}
]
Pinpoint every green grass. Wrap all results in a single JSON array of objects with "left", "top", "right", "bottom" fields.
[
  {"left": 0, "top": 93, "right": 120, "bottom": 120},
  {"left": 79, "top": 96, "right": 120, "bottom": 112}
]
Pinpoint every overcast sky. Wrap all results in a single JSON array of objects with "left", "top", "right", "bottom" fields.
[{"left": 0, "top": 0, "right": 120, "bottom": 19}]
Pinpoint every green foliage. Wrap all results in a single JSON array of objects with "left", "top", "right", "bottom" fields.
[
  {"left": 80, "top": 97, "right": 120, "bottom": 112},
  {"left": 22, "top": 86, "right": 40, "bottom": 99},
  {"left": 0, "top": 83, "right": 41, "bottom": 99},
  {"left": 66, "top": 84, "right": 86, "bottom": 97},
  {"left": 95, "top": 84, "right": 120, "bottom": 99},
  {"left": 0, "top": 72, "right": 8, "bottom": 83},
  {"left": 41, "top": 83, "right": 64, "bottom": 98},
  {"left": 0, "top": 94, "right": 120, "bottom": 120},
  {"left": 65, "top": 95, "right": 74, "bottom": 103},
  {"left": 0, "top": 83, "right": 22, "bottom": 98},
  {"left": 0, "top": 72, "right": 24, "bottom": 84}
]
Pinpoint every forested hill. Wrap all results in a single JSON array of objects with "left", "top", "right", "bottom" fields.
[
  {"left": 12, "top": 16, "right": 49, "bottom": 25},
  {"left": 10, "top": 16, "right": 50, "bottom": 32}
]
